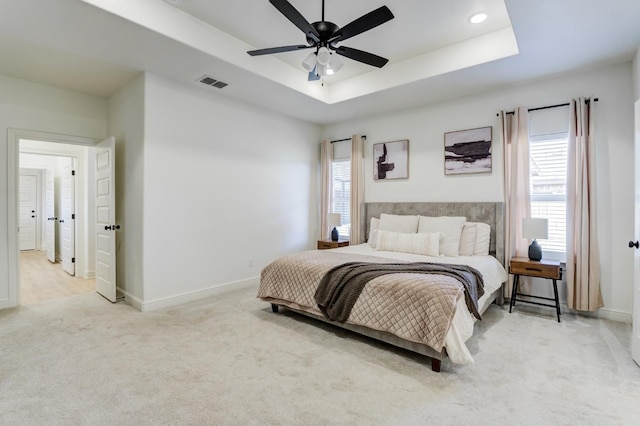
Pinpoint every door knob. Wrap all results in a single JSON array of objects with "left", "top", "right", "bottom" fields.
[{"left": 629, "top": 241, "right": 639, "bottom": 249}]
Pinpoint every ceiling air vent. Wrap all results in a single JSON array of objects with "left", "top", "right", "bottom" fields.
[{"left": 198, "top": 75, "right": 229, "bottom": 89}]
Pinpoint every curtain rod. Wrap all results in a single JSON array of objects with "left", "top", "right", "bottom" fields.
[
  {"left": 498, "top": 98, "right": 598, "bottom": 116},
  {"left": 330, "top": 135, "right": 367, "bottom": 143}
]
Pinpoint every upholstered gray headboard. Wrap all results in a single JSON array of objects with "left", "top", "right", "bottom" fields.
[{"left": 360, "top": 202, "right": 505, "bottom": 266}]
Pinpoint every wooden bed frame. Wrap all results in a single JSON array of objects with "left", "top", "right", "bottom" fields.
[{"left": 270, "top": 202, "right": 506, "bottom": 372}]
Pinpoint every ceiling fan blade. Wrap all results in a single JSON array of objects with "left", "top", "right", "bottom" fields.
[
  {"left": 247, "top": 44, "right": 314, "bottom": 56},
  {"left": 330, "top": 6, "right": 394, "bottom": 44},
  {"left": 308, "top": 65, "right": 320, "bottom": 81},
  {"left": 334, "top": 46, "right": 389, "bottom": 68},
  {"left": 269, "top": 0, "right": 320, "bottom": 43}
]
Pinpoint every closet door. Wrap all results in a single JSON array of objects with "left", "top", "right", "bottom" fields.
[
  {"left": 19, "top": 174, "right": 38, "bottom": 251},
  {"left": 61, "top": 160, "right": 75, "bottom": 275},
  {"left": 45, "top": 168, "right": 56, "bottom": 262}
]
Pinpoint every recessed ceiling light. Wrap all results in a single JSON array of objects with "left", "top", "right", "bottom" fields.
[{"left": 469, "top": 13, "right": 488, "bottom": 24}]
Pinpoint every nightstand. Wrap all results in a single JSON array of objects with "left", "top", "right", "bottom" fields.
[
  {"left": 317, "top": 240, "right": 349, "bottom": 250},
  {"left": 509, "top": 257, "right": 562, "bottom": 322}
]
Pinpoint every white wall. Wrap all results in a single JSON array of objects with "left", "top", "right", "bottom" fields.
[
  {"left": 108, "top": 74, "right": 146, "bottom": 301},
  {"left": 322, "top": 62, "right": 636, "bottom": 321},
  {"left": 0, "top": 75, "right": 107, "bottom": 307},
  {"left": 139, "top": 73, "right": 321, "bottom": 307}
]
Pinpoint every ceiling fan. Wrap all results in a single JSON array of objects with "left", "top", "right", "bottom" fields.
[{"left": 247, "top": 0, "right": 394, "bottom": 80}]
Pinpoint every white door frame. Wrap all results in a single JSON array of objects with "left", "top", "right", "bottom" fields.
[
  {"left": 7, "top": 129, "right": 100, "bottom": 307},
  {"left": 633, "top": 100, "right": 640, "bottom": 367}
]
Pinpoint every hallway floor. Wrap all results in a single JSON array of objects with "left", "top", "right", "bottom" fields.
[{"left": 20, "top": 250, "right": 95, "bottom": 304}]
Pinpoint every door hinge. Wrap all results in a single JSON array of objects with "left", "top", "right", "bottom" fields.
[
  {"left": 72, "top": 170, "right": 76, "bottom": 176},
  {"left": 72, "top": 213, "right": 75, "bottom": 219},
  {"left": 72, "top": 257, "right": 75, "bottom": 263}
]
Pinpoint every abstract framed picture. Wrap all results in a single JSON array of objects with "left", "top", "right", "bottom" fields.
[
  {"left": 373, "top": 139, "right": 409, "bottom": 180},
  {"left": 444, "top": 126, "right": 492, "bottom": 175}
]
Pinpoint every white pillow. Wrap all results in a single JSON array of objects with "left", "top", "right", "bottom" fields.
[
  {"left": 378, "top": 213, "right": 419, "bottom": 234},
  {"left": 375, "top": 230, "right": 440, "bottom": 257},
  {"left": 458, "top": 223, "right": 477, "bottom": 256},
  {"left": 417, "top": 216, "right": 467, "bottom": 257},
  {"left": 367, "top": 217, "right": 380, "bottom": 248},
  {"left": 473, "top": 222, "right": 491, "bottom": 256}
]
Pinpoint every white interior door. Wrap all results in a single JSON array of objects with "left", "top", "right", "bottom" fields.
[
  {"left": 632, "top": 100, "right": 640, "bottom": 367},
  {"left": 19, "top": 174, "right": 38, "bottom": 251},
  {"left": 45, "top": 168, "right": 56, "bottom": 262},
  {"left": 95, "top": 137, "right": 117, "bottom": 302},
  {"left": 61, "top": 159, "right": 75, "bottom": 275}
]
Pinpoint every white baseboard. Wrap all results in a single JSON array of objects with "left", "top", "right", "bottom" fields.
[
  {"left": 117, "top": 288, "right": 143, "bottom": 311},
  {"left": 122, "top": 277, "right": 259, "bottom": 312},
  {"left": 507, "top": 298, "right": 632, "bottom": 324},
  {"left": 0, "top": 298, "right": 17, "bottom": 310},
  {"left": 577, "top": 307, "right": 632, "bottom": 324}
]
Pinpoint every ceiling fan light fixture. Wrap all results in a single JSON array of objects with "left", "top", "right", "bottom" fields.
[
  {"left": 316, "top": 47, "right": 331, "bottom": 65},
  {"left": 249, "top": 1, "right": 395, "bottom": 81},
  {"left": 469, "top": 12, "right": 487, "bottom": 24},
  {"left": 301, "top": 52, "right": 317, "bottom": 72}
]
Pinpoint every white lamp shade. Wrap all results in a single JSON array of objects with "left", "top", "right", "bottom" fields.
[
  {"left": 328, "top": 213, "right": 341, "bottom": 228},
  {"left": 316, "top": 47, "right": 331, "bottom": 65},
  {"left": 522, "top": 218, "right": 548, "bottom": 239},
  {"left": 329, "top": 55, "right": 343, "bottom": 73},
  {"left": 301, "top": 52, "right": 317, "bottom": 71}
]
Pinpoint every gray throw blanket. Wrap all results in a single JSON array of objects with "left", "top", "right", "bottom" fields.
[{"left": 314, "top": 262, "right": 485, "bottom": 323}]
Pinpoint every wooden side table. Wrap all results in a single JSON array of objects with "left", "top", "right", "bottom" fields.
[
  {"left": 509, "top": 257, "right": 562, "bottom": 322},
  {"left": 317, "top": 240, "right": 349, "bottom": 250}
]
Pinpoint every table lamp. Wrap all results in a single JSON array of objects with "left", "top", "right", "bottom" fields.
[
  {"left": 328, "top": 213, "right": 341, "bottom": 241},
  {"left": 522, "top": 218, "right": 548, "bottom": 261}
]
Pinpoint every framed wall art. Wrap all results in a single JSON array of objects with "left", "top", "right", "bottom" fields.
[
  {"left": 444, "top": 126, "right": 492, "bottom": 175},
  {"left": 373, "top": 139, "right": 409, "bottom": 180}
]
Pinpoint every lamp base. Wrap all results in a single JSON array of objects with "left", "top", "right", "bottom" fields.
[
  {"left": 331, "top": 227, "right": 339, "bottom": 242},
  {"left": 528, "top": 239, "right": 542, "bottom": 261}
]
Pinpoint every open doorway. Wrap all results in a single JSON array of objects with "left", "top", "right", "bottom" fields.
[
  {"left": 17, "top": 138, "right": 95, "bottom": 305},
  {"left": 18, "top": 149, "right": 95, "bottom": 305},
  {"left": 7, "top": 129, "right": 116, "bottom": 308}
]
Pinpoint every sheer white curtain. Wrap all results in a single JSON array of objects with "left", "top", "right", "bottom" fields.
[
  {"left": 501, "top": 107, "right": 531, "bottom": 298},
  {"left": 566, "top": 98, "right": 603, "bottom": 311},
  {"left": 320, "top": 139, "right": 333, "bottom": 240},
  {"left": 350, "top": 135, "right": 364, "bottom": 244}
]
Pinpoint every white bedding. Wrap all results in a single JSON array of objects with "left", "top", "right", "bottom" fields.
[{"left": 332, "top": 243, "right": 508, "bottom": 364}]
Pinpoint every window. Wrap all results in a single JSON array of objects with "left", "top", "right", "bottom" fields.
[
  {"left": 529, "top": 134, "right": 568, "bottom": 258},
  {"left": 331, "top": 160, "right": 350, "bottom": 239}
]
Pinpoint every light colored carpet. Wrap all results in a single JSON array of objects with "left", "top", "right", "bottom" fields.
[{"left": 1, "top": 286, "right": 639, "bottom": 425}]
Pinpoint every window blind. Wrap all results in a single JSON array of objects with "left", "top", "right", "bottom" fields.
[
  {"left": 530, "top": 137, "right": 567, "bottom": 253},
  {"left": 331, "top": 160, "right": 351, "bottom": 239}
]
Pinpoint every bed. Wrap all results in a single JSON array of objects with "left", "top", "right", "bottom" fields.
[{"left": 257, "top": 202, "right": 507, "bottom": 372}]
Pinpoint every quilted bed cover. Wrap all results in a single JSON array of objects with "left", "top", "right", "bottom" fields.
[{"left": 257, "top": 244, "right": 507, "bottom": 364}]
